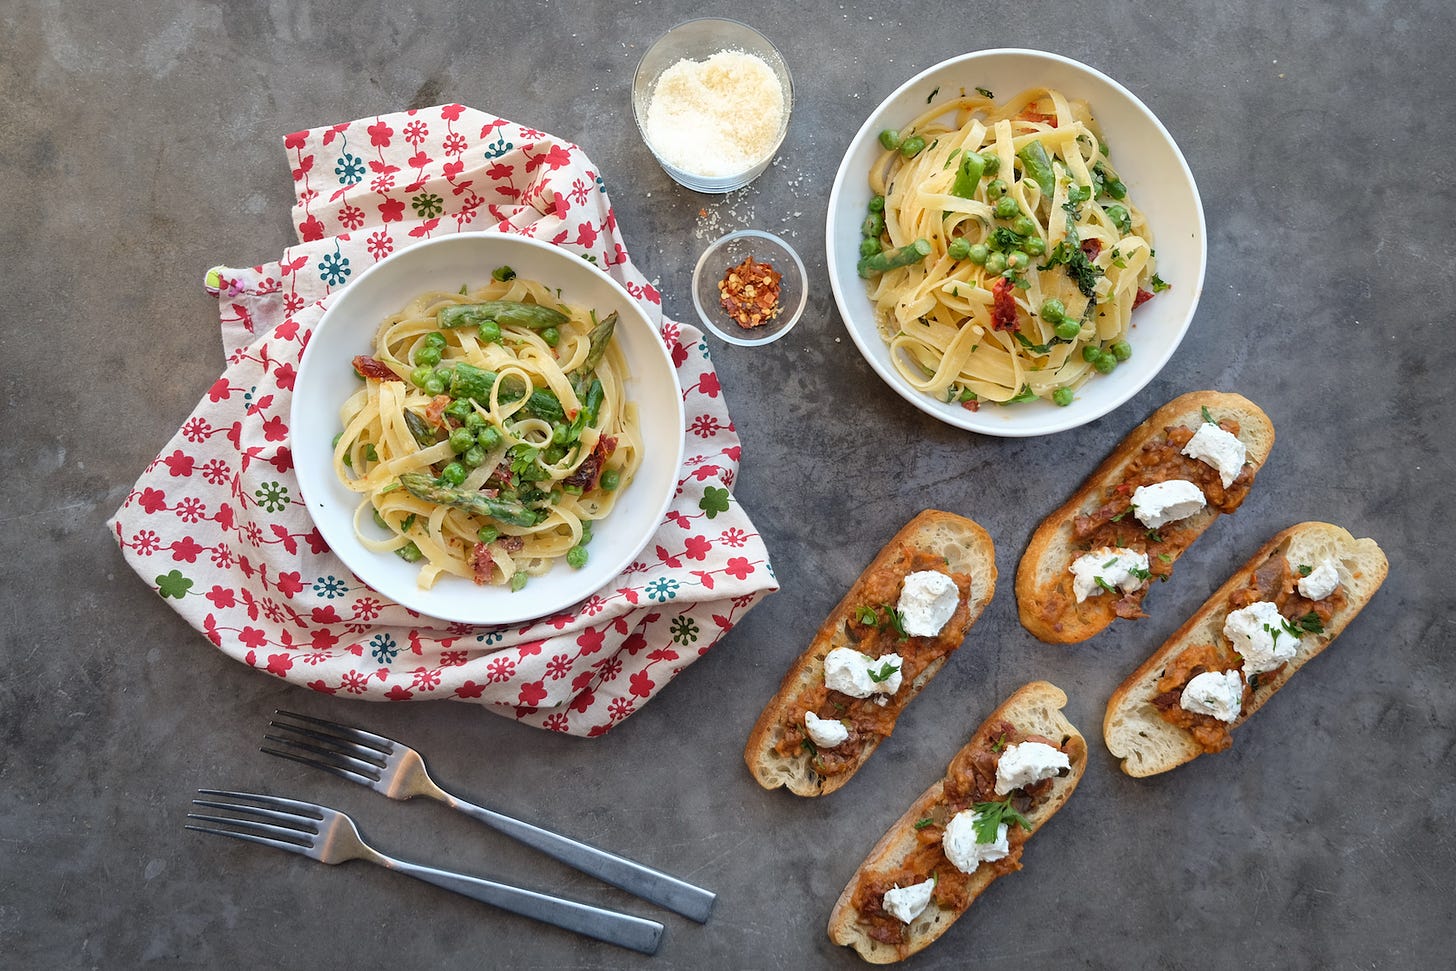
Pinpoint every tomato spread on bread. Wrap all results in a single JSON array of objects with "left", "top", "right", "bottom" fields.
[
  {"left": 1151, "top": 553, "right": 1346, "bottom": 753},
  {"left": 846, "top": 719, "right": 1075, "bottom": 945},
  {"left": 1044, "top": 417, "right": 1255, "bottom": 624},
  {"left": 772, "top": 549, "right": 972, "bottom": 779}
]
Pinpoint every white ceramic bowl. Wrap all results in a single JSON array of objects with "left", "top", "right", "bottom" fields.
[
  {"left": 826, "top": 49, "right": 1206, "bottom": 436},
  {"left": 291, "top": 234, "right": 684, "bottom": 625}
]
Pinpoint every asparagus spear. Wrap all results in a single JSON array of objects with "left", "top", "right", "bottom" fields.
[
  {"left": 574, "top": 311, "right": 618, "bottom": 379},
  {"left": 437, "top": 300, "right": 569, "bottom": 330},
  {"left": 402, "top": 410, "right": 440, "bottom": 448},
  {"left": 398, "top": 472, "right": 538, "bottom": 527},
  {"left": 857, "top": 238, "right": 932, "bottom": 278}
]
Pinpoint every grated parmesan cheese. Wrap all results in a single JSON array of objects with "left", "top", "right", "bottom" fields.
[{"left": 644, "top": 49, "right": 785, "bottom": 178}]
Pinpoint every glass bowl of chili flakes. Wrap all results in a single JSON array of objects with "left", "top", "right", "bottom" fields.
[{"left": 691, "top": 229, "right": 807, "bottom": 346}]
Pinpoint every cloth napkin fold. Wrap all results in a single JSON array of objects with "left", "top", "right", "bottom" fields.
[{"left": 110, "top": 105, "right": 776, "bottom": 736}]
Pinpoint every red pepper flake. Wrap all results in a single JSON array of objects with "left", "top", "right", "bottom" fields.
[
  {"left": 1134, "top": 288, "right": 1156, "bottom": 308},
  {"left": 469, "top": 542, "right": 495, "bottom": 585},
  {"left": 991, "top": 276, "right": 1019, "bottom": 331},
  {"left": 718, "top": 256, "right": 783, "bottom": 330}
]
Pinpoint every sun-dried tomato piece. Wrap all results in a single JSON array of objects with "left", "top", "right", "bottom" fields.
[
  {"left": 991, "top": 276, "right": 1019, "bottom": 331},
  {"left": 352, "top": 355, "right": 400, "bottom": 381}
]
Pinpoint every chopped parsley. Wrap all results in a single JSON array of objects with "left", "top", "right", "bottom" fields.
[
  {"left": 1095, "top": 576, "right": 1117, "bottom": 593},
  {"left": 971, "top": 797, "right": 1031, "bottom": 844},
  {"left": 1146, "top": 529, "right": 1164, "bottom": 543},
  {"left": 1298, "top": 564, "right": 1313, "bottom": 577},
  {"left": 854, "top": 604, "right": 880, "bottom": 627},
  {"left": 1150, "top": 274, "right": 1171, "bottom": 293},
  {"left": 802, "top": 737, "right": 818, "bottom": 756},
  {"left": 1111, "top": 509, "right": 1130, "bottom": 523},
  {"left": 1201, "top": 405, "right": 1216, "bottom": 424},
  {"left": 1295, "top": 611, "right": 1325, "bottom": 635},
  {"left": 1013, "top": 331, "right": 1054, "bottom": 354},
  {"left": 927, "top": 86, "right": 940, "bottom": 103},
  {"left": 882, "top": 606, "right": 909, "bottom": 639},
  {"left": 991, "top": 732, "right": 1008, "bottom": 753},
  {"left": 867, "top": 660, "right": 901, "bottom": 683},
  {"left": 914, "top": 817, "right": 935, "bottom": 830},
  {"left": 976, "top": 86, "right": 994, "bottom": 98},
  {"left": 1003, "top": 384, "right": 1038, "bottom": 405},
  {"left": 1157, "top": 552, "right": 1173, "bottom": 564},
  {"left": 1039, "top": 240, "right": 1102, "bottom": 297},
  {"left": 1129, "top": 565, "right": 1152, "bottom": 581}
]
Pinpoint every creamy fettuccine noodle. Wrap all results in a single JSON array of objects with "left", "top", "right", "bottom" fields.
[
  {"left": 333, "top": 274, "right": 641, "bottom": 590},
  {"left": 860, "top": 87, "right": 1165, "bottom": 407}
]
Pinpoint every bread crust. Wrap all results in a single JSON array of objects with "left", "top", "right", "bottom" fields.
[
  {"left": 826, "top": 681, "right": 1086, "bottom": 963},
  {"left": 1015, "top": 390, "right": 1275, "bottom": 644},
  {"left": 743, "top": 510, "right": 996, "bottom": 797},
  {"left": 1104, "top": 522, "right": 1388, "bottom": 777}
]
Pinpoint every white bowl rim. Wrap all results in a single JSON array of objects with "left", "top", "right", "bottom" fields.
[
  {"left": 691, "top": 228, "right": 808, "bottom": 346},
  {"left": 825, "top": 47, "right": 1208, "bottom": 437},
  {"left": 290, "top": 232, "right": 685, "bottom": 625}
]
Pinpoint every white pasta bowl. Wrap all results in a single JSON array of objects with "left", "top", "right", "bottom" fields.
[
  {"left": 826, "top": 49, "right": 1206, "bottom": 436},
  {"left": 291, "top": 233, "right": 684, "bottom": 626}
]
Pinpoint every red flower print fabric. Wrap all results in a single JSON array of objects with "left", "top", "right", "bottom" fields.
[{"left": 109, "top": 106, "right": 777, "bottom": 736}]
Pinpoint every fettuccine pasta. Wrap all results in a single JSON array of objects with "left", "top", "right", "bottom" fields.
[
  {"left": 858, "top": 87, "right": 1167, "bottom": 408},
  {"left": 333, "top": 272, "right": 641, "bottom": 591}
]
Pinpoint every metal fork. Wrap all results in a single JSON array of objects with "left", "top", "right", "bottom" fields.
[
  {"left": 186, "top": 789, "right": 664, "bottom": 955},
  {"left": 263, "top": 711, "right": 716, "bottom": 923}
]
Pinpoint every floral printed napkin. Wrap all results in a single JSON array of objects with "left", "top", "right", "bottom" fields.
[{"left": 109, "top": 105, "right": 776, "bottom": 736}]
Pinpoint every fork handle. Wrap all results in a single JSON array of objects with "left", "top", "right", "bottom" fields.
[
  {"left": 375, "top": 854, "right": 664, "bottom": 954},
  {"left": 446, "top": 796, "right": 717, "bottom": 923}
]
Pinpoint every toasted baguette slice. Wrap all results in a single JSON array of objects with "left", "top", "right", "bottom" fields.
[
  {"left": 827, "top": 681, "right": 1086, "bottom": 963},
  {"left": 1016, "top": 390, "right": 1275, "bottom": 644},
  {"left": 1104, "top": 522, "right": 1388, "bottom": 777},
  {"left": 744, "top": 510, "right": 996, "bottom": 797}
]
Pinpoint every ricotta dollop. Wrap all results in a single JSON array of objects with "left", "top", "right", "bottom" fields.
[
  {"left": 882, "top": 878, "right": 936, "bottom": 924},
  {"left": 1297, "top": 558, "right": 1340, "bottom": 601},
  {"left": 1131, "top": 479, "right": 1207, "bottom": 529},
  {"left": 1179, "top": 669, "right": 1245, "bottom": 723},
  {"left": 823, "top": 647, "right": 904, "bottom": 699},
  {"left": 1223, "top": 600, "right": 1300, "bottom": 675},
  {"left": 803, "top": 711, "right": 849, "bottom": 748},
  {"left": 942, "top": 809, "right": 1010, "bottom": 874},
  {"left": 1181, "top": 422, "right": 1247, "bottom": 488},
  {"left": 1069, "top": 547, "right": 1150, "bottom": 603},
  {"left": 994, "top": 741, "right": 1071, "bottom": 795},
  {"left": 896, "top": 570, "right": 960, "bottom": 637}
]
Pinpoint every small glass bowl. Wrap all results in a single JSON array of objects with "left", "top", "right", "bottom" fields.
[
  {"left": 691, "top": 230, "right": 807, "bottom": 346},
  {"left": 632, "top": 18, "right": 793, "bottom": 193}
]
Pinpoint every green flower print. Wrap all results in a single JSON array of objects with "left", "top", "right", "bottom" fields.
[
  {"left": 670, "top": 615, "right": 699, "bottom": 645},
  {"left": 411, "top": 192, "right": 443, "bottom": 219},
  {"left": 157, "top": 570, "right": 193, "bottom": 599},
  {"left": 699, "top": 486, "right": 730, "bottom": 519},
  {"left": 254, "top": 482, "right": 290, "bottom": 512}
]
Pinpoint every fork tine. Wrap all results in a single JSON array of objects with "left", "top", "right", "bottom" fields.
[
  {"left": 272, "top": 710, "right": 395, "bottom": 753},
  {"left": 266, "top": 721, "right": 390, "bottom": 769},
  {"left": 186, "top": 811, "right": 316, "bottom": 844},
  {"left": 196, "top": 788, "right": 329, "bottom": 818},
  {"left": 185, "top": 824, "right": 309, "bottom": 853},
  {"left": 263, "top": 729, "right": 386, "bottom": 775},
  {"left": 261, "top": 744, "right": 380, "bottom": 786},
  {"left": 191, "top": 798, "right": 322, "bottom": 830}
]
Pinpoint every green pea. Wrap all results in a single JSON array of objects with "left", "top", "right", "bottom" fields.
[
  {"left": 862, "top": 212, "right": 885, "bottom": 238},
  {"left": 440, "top": 462, "right": 467, "bottom": 485},
  {"left": 461, "top": 446, "right": 486, "bottom": 469},
  {"left": 600, "top": 468, "right": 621, "bottom": 491},
  {"left": 478, "top": 425, "right": 502, "bottom": 448},
  {"left": 410, "top": 366, "right": 433, "bottom": 388},
  {"left": 477, "top": 319, "right": 502, "bottom": 343},
  {"left": 423, "top": 375, "right": 446, "bottom": 395},
  {"left": 551, "top": 423, "right": 571, "bottom": 445},
  {"left": 544, "top": 444, "right": 566, "bottom": 464},
  {"left": 899, "top": 134, "right": 927, "bottom": 158},
  {"left": 947, "top": 238, "right": 972, "bottom": 260},
  {"left": 1093, "top": 351, "right": 1117, "bottom": 374},
  {"left": 859, "top": 237, "right": 882, "bottom": 258},
  {"left": 984, "top": 252, "right": 1007, "bottom": 274},
  {"left": 395, "top": 541, "right": 423, "bottom": 562},
  {"left": 579, "top": 521, "right": 594, "bottom": 545},
  {"left": 1006, "top": 251, "right": 1030, "bottom": 270},
  {"left": 868, "top": 194, "right": 886, "bottom": 213},
  {"left": 476, "top": 525, "right": 499, "bottom": 544},
  {"left": 567, "top": 545, "right": 588, "bottom": 569},
  {"left": 1105, "top": 203, "right": 1132, "bottom": 233},
  {"left": 1052, "top": 387, "right": 1074, "bottom": 407},
  {"left": 986, "top": 178, "right": 1008, "bottom": 200},
  {"left": 448, "top": 427, "right": 475, "bottom": 453},
  {"left": 510, "top": 570, "right": 528, "bottom": 592},
  {"left": 464, "top": 410, "right": 487, "bottom": 432},
  {"left": 1054, "top": 319, "right": 1081, "bottom": 340},
  {"left": 541, "top": 326, "right": 560, "bottom": 347},
  {"left": 878, "top": 128, "right": 903, "bottom": 151},
  {"left": 1082, "top": 345, "right": 1102, "bottom": 363},
  {"left": 1110, "top": 339, "right": 1133, "bottom": 361},
  {"left": 1108, "top": 178, "right": 1127, "bottom": 200},
  {"left": 994, "top": 196, "right": 1019, "bottom": 219},
  {"left": 423, "top": 331, "right": 448, "bottom": 350},
  {"left": 444, "top": 399, "right": 473, "bottom": 421},
  {"left": 1012, "top": 216, "right": 1038, "bottom": 237},
  {"left": 1040, "top": 298, "right": 1066, "bottom": 324},
  {"left": 415, "top": 344, "right": 442, "bottom": 367},
  {"left": 1023, "top": 235, "right": 1046, "bottom": 256},
  {"left": 980, "top": 152, "right": 1000, "bottom": 175},
  {"left": 967, "top": 243, "right": 990, "bottom": 265}
]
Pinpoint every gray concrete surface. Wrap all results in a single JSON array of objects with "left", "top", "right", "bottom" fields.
[{"left": 4, "top": 1, "right": 1453, "bottom": 968}]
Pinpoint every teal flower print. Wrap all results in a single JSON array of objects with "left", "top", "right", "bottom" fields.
[
  {"left": 313, "top": 575, "right": 348, "bottom": 599},
  {"left": 318, "top": 248, "right": 351, "bottom": 287},
  {"left": 335, "top": 152, "right": 365, "bottom": 186},
  {"left": 646, "top": 577, "right": 680, "bottom": 603},
  {"left": 370, "top": 633, "right": 399, "bottom": 663},
  {"left": 484, "top": 134, "right": 514, "bottom": 159},
  {"left": 254, "top": 481, "right": 290, "bottom": 512},
  {"left": 411, "top": 192, "right": 443, "bottom": 219}
]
